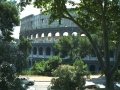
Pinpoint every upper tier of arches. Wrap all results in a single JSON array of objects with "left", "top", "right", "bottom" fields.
[{"left": 20, "top": 27, "right": 82, "bottom": 39}]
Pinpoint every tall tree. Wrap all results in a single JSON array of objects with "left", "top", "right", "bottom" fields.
[
  {"left": 54, "top": 35, "right": 92, "bottom": 61},
  {"left": 0, "top": 0, "right": 19, "bottom": 41},
  {"left": 0, "top": 40, "right": 18, "bottom": 64},
  {"left": 18, "top": 36, "right": 32, "bottom": 70},
  {"left": 21, "top": 0, "right": 120, "bottom": 90}
]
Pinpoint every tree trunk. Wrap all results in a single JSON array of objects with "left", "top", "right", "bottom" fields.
[{"left": 105, "top": 73, "right": 114, "bottom": 90}]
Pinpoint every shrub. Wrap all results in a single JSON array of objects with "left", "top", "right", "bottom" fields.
[
  {"left": 20, "top": 70, "right": 34, "bottom": 75},
  {"left": 45, "top": 56, "right": 62, "bottom": 76},
  {"left": 73, "top": 59, "right": 89, "bottom": 89},
  {"left": 0, "top": 62, "right": 25, "bottom": 90},
  {"left": 51, "top": 65, "right": 76, "bottom": 90},
  {"left": 51, "top": 59, "right": 88, "bottom": 90},
  {"left": 32, "top": 60, "right": 46, "bottom": 75},
  {"left": 73, "top": 59, "right": 89, "bottom": 76},
  {"left": 30, "top": 56, "right": 62, "bottom": 76}
]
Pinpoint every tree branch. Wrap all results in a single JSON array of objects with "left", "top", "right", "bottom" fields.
[{"left": 62, "top": 9, "right": 105, "bottom": 70}]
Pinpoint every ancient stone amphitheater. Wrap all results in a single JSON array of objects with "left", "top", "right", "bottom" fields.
[{"left": 20, "top": 14, "right": 113, "bottom": 72}]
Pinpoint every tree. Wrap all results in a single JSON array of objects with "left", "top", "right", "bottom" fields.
[
  {"left": 45, "top": 56, "right": 62, "bottom": 75},
  {"left": 0, "top": 39, "right": 26, "bottom": 73},
  {"left": 0, "top": 40, "right": 18, "bottom": 64},
  {"left": 0, "top": 62, "right": 26, "bottom": 90},
  {"left": 0, "top": 0, "right": 19, "bottom": 42},
  {"left": 18, "top": 36, "right": 32, "bottom": 70},
  {"left": 51, "top": 59, "right": 88, "bottom": 90},
  {"left": 54, "top": 35, "right": 92, "bottom": 62},
  {"left": 21, "top": 0, "right": 120, "bottom": 89},
  {"left": 32, "top": 60, "right": 46, "bottom": 75}
]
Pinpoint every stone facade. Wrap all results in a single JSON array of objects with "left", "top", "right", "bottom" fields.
[
  {"left": 20, "top": 14, "right": 114, "bottom": 72},
  {"left": 20, "top": 14, "right": 81, "bottom": 60}
]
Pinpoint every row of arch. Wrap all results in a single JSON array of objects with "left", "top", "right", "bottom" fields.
[
  {"left": 32, "top": 46, "right": 52, "bottom": 56},
  {"left": 28, "top": 32, "right": 79, "bottom": 39}
]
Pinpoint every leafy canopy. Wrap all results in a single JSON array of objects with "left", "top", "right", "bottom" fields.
[{"left": 0, "top": 0, "right": 19, "bottom": 41}]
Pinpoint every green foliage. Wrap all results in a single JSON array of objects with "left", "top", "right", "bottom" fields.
[
  {"left": 0, "top": 40, "right": 28, "bottom": 73},
  {"left": 0, "top": 41, "right": 18, "bottom": 64},
  {"left": 0, "top": 62, "right": 25, "bottom": 90},
  {"left": 20, "top": 0, "right": 120, "bottom": 89},
  {"left": 54, "top": 35, "right": 92, "bottom": 61},
  {"left": 51, "top": 65, "right": 77, "bottom": 90},
  {"left": 18, "top": 36, "right": 32, "bottom": 56},
  {"left": 20, "top": 70, "right": 34, "bottom": 75},
  {"left": 54, "top": 36, "right": 73, "bottom": 58},
  {"left": 45, "top": 56, "right": 62, "bottom": 75},
  {"left": 0, "top": 0, "right": 19, "bottom": 41},
  {"left": 73, "top": 59, "right": 89, "bottom": 76},
  {"left": 18, "top": 36, "right": 32, "bottom": 70},
  {"left": 31, "top": 56, "right": 62, "bottom": 76},
  {"left": 51, "top": 59, "right": 88, "bottom": 90},
  {"left": 32, "top": 60, "right": 46, "bottom": 75},
  {"left": 0, "top": 38, "right": 31, "bottom": 73}
]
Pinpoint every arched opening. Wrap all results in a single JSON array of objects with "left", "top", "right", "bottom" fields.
[
  {"left": 39, "top": 47, "right": 43, "bottom": 55},
  {"left": 41, "top": 33, "right": 44, "bottom": 37},
  {"left": 31, "top": 35, "right": 33, "bottom": 39},
  {"left": 89, "top": 65, "right": 96, "bottom": 72},
  {"left": 36, "top": 33, "right": 38, "bottom": 38},
  {"left": 81, "top": 34, "right": 86, "bottom": 36},
  {"left": 48, "top": 32, "right": 52, "bottom": 37},
  {"left": 63, "top": 32, "right": 68, "bottom": 36},
  {"left": 99, "top": 67, "right": 101, "bottom": 71},
  {"left": 55, "top": 32, "right": 60, "bottom": 37},
  {"left": 46, "top": 47, "right": 51, "bottom": 55},
  {"left": 72, "top": 32, "right": 77, "bottom": 36},
  {"left": 33, "top": 47, "right": 37, "bottom": 55}
]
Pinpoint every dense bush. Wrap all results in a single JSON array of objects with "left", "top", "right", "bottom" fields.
[
  {"left": 73, "top": 59, "right": 89, "bottom": 76},
  {"left": 45, "top": 56, "right": 62, "bottom": 76},
  {"left": 51, "top": 65, "right": 76, "bottom": 90},
  {"left": 0, "top": 62, "right": 25, "bottom": 90},
  {"left": 20, "top": 70, "right": 34, "bottom": 75},
  {"left": 51, "top": 59, "right": 89, "bottom": 90},
  {"left": 31, "top": 56, "right": 62, "bottom": 76},
  {"left": 32, "top": 60, "right": 46, "bottom": 75},
  {"left": 73, "top": 60, "right": 90, "bottom": 89}
]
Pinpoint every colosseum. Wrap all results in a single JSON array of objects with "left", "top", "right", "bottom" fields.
[{"left": 20, "top": 14, "right": 114, "bottom": 72}]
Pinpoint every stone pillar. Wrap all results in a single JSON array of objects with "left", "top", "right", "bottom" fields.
[
  {"left": 31, "top": 48, "right": 33, "bottom": 55},
  {"left": 44, "top": 33, "right": 48, "bottom": 37},
  {"left": 51, "top": 47, "right": 53, "bottom": 56},
  {"left": 38, "top": 33, "right": 42, "bottom": 38},
  {"left": 43, "top": 47, "right": 46, "bottom": 58},
  {"left": 37, "top": 47, "right": 39, "bottom": 56},
  {"left": 69, "top": 32, "right": 73, "bottom": 36},
  {"left": 30, "top": 59, "right": 33, "bottom": 67}
]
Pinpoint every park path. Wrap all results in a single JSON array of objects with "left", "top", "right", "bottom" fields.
[{"left": 19, "top": 75, "right": 102, "bottom": 82}]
